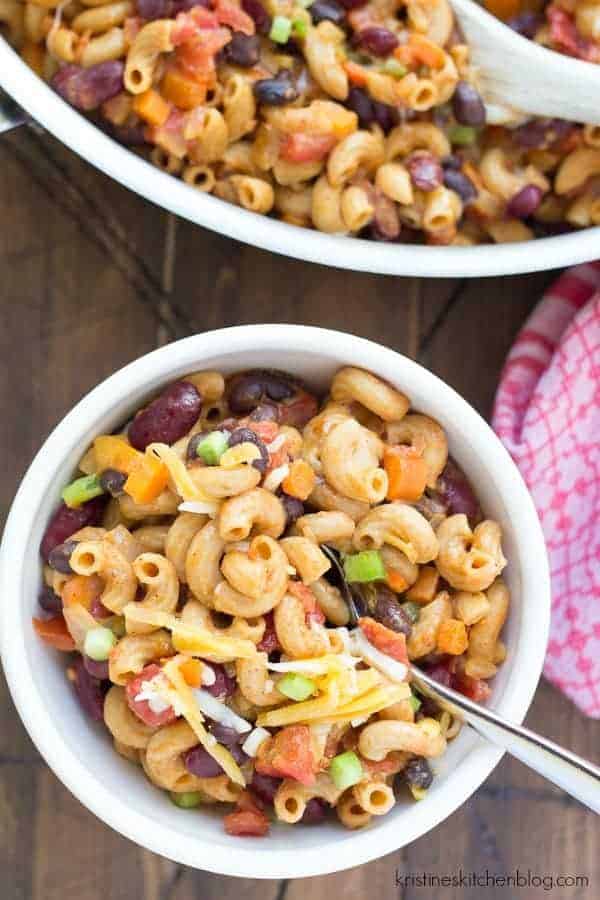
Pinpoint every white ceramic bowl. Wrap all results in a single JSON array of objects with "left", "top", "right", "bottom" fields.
[
  {"left": 0, "top": 325, "right": 550, "bottom": 878},
  {"left": 1, "top": 39, "right": 599, "bottom": 278}
]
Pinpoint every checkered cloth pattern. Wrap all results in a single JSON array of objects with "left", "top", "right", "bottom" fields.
[{"left": 492, "top": 262, "right": 600, "bottom": 717}]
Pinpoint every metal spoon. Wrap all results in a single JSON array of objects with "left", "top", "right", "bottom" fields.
[
  {"left": 450, "top": 0, "right": 600, "bottom": 125},
  {"left": 412, "top": 664, "right": 600, "bottom": 814}
]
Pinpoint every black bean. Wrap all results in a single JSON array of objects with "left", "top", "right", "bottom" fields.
[
  {"left": 506, "top": 11, "right": 542, "bottom": 38},
  {"left": 99, "top": 468, "right": 127, "bottom": 497},
  {"left": 443, "top": 168, "right": 477, "bottom": 203},
  {"left": 279, "top": 492, "right": 304, "bottom": 528},
  {"left": 373, "top": 586, "right": 412, "bottom": 637},
  {"left": 38, "top": 585, "right": 63, "bottom": 614},
  {"left": 228, "top": 369, "right": 296, "bottom": 413},
  {"left": 242, "top": 0, "right": 271, "bottom": 34},
  {"left": 403, "top": 757, "right": 433, "bottom": 789},
  {"left": 73, "top": 657, "right": 106, "bottom": 722},
  {"left": 228, "top": 427, "right": 269, "bottom": 473},
  {"left": 372, "top": 100, "right": 399, "bottom": 134},
  {"left": 184, "top": 745, "right": 224, "bottom": 777},
  {"left": 310, "top": 0, "right": 345, "bottom": 24},
  {"left": 209, "top": 723, "right": 241, "bottom": 746},
  {"left": 48, "top": 540, "right": 79, "bottom": 574},
  {"left": 251, "top": 771, "right": 281, "bottom": 805},
  {"left": 186, "top": 431, "right": 209, "bottom": 461},
  {"left": 253, "top": 73, "right": 299, "bottom": 107},
  {"left": 201, "top": 662, "right": 236, "bottom": 699},
  {"left": 225, "top": 32, "right": 261, "bottom": 67},
  {"left": 301, "top": 798, "right": 328, "bottom": 823},
  {"left": 452, "top": 81, "right": 486, "bottom": 126},
  {"left": 250, "top": 402, "right": 280, "bottom": 423},
  {"left": 442, "top": 154, "right": 461, "bottom": 170},
  {"left": 346, "top": 86, "right": 375, "bottom": 128},
  {"left": 407, "top": 152, "right": 443, "bottom": 192}
]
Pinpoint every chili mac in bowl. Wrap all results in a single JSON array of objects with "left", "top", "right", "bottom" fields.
[{"left": 0, "top": 325, "right": 550, "bottom": 876}]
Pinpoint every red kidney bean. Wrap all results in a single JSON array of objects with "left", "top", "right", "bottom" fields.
[
  {"left": 242, "top": 0, "right": 271, "bottom": 33},
  {"left": 90, "top": 595, "right": 112, "bottom": 620},
  {"left": 403, "top": 757, "right": 433, "bottom": 789},
  {"left": 256, "top": 610, "right": 281, "bottom": 654},
  {"left": 83, "top": 656, "right": 110, "bottom": 680},
  {"left": 407, "top": 152, "right": 443, "bottom": 192},
  {"left": 48, "top": 540, "right": 79, "bottom": 574},
  {"left": 250, "top": 771, "right": 282, "bottom": 806},
  {"left": 436, "top": 460, "right": 481, "bottom": 522},
  {"left": 443, "top": 168, "right": 477, "bottom": 203},
  {"left": 346, "top": 87, "right": 375, "bottom": 128},
  {"left": 228, "top": 427, "right": 269, "bottom": 473},
  {"left": 184, "top": 744, "right": 224, "bottom": 777},
  {"left": 202, "top": 662, "right": 236, "bottom": 699},
  {"left": 225, "top": 32, "right": 261, "bottom": 67},
  {"left": 128, "top": 380, "right": 202, "bottom": 450},
  {"left": 513, "top": 118, "right": 572, "bottom": 149},
  {"left": 52, "top": 62, "right": 124, "bottom": 112},
  {"left": 40, "top": 496, "right": 107, "bottom": 562},
  {"left": 353, "top": 26, "right": 399, "bottom": 56},
  {"left": 74, "top": 657, "right": 106, "bottom": 722},
  {"left": 108, "top": 121, "right": 148, "bottom": 147},
  {"left": 507, "top": 184, "right": 543, "bottom": 219},
  {"left": 279, "top": 492, "right": 304, "bottom": 529},
  {"left": 423, "top": 662, "right": 453, "bottom": 688},
  {"left": 338, "top": 0, "right": 368, "bottom": 8},
  {"left": 301, "top": 798, "right": 328, "bottom": 823},
  {"left": 310, "top": 0, "right": 345, "bottom": 24},
  {"left": 38, "top": 585, "right": 63, "bottom": 614},
  {"left": 99, "top": 469, "right": 127, "bottom": 497},
  {"left": 228, "top": 371, "right": 296, "bottom": 414},
  {"left": 136, "top": 0, "right": 170, "bottom": 17},
  {"left": 372, "top": 100, "right": 399, "bottom": 134},
  {"left": 506, "top": 11, "right": 542, "bottom": 38},
  {"left": 277, "top": 391, "right": 319, "bottom": 429},
  {"left": 451, "top": 81, "right": 486, "bottom": 126}
]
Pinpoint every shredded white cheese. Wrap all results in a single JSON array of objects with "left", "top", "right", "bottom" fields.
[
  {"left": 192, "top": 688, "right": 252, "bottom": 733},
  {"left": 263, "top": 463, "right": 289, "bottom": 493},
  {"left": 267, "top": 654, "right": 359, "bottom": 675},
  {"left": 241, "top": 726, "right": 271, "bottom": 758},
  {"left": 135, "top": 674, "right": 180, "bottom": 715},
  {"left": 178, "top": 500, "right": 220, "bottom": 516},
  {"left": 331, "top": 627, "right": 351, "bottom": 651},
  {"left": 266, "top": 434, "right": 286, "bottom": 453},
  {"left": 200, "top": 664, "right": 216, "bottom": 687},
  {"left": 350, "top": 630, "right": 408, "bottom": 684}
]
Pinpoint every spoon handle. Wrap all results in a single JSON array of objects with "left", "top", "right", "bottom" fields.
[{"left": 413, "top": 670, "right": 600, "bottom": 813}]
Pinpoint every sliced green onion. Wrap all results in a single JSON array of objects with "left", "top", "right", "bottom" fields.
[
  {"left": 62, "top": 473, "right": 104, "bottom": 508},
  {"left": 196, "top": 431, "right": 229, "bottom": 466},
  {"left": 328, "top": 751, "right": 363, "bottom": 791},
  {"left": 109, "top": 616, "right": 127, "bottom": 638},
  {"left": 409, "top": 693, "right": 422, "bottom": 713},
  {"left": 270, "top": 15, "right": 292, "bottom": 44},
  {"left": 401, "top": 600, "right": 421, "bottom": 624},
  {"left": 84, "top": 626, "right": 117, "bottom": 661},
  {"left": 343, "top": 550, "right": 386, "bottom": 583},
  {"left": 382, "top": 58, "right": 407, "bottom": 79},
  {"left": 449, "top": 125, "right": 477, "bottom": 146},
  {"left": 292, "top": 16, "right": 308, "bottom": 37},
  {"left": 277, "top": 672, "right": 316, "bottom": 701},
  {"left": 170, "top": 791, "right": 205, "bottom": 809}
]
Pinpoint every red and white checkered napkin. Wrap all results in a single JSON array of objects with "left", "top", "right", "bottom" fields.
[{"left": 492, "top": 262, "right": 600, "bottom": 718}]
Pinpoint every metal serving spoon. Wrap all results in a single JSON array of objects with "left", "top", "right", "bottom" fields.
[
  {"left": 449, "top": 0, "right": 600, "bottom": 125},
  {"left": 321, "top": 544, "right": 600, "bottom": 814}
]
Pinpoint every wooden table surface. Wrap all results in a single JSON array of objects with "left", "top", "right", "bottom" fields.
[{"left": 1, "top": 125, "right": 597, "bottom": 900}]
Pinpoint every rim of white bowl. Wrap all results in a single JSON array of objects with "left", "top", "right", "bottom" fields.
[
  {"left": 0, "top": 326, "right": 551, "bottom": 878},
  {"left": 1, "top": 40, "right": 599, "bottom": 278}
]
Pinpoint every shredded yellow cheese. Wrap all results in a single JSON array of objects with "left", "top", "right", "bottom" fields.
[
  {"left": 219, "top": 443, "right": 261, "bottom": 469},
  {"left": 147, "top": 443, "right": 219, "bottom": 510},
  {"left": 162, "top": 657, "right": 245, "bottom": 786}
]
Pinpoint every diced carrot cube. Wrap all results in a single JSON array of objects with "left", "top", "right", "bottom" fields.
[
  {"left": 161, "top": 67, "right": 208, "bottom": 110},
  {"left": 386, "top": 568, "right": 409, "bottom": 593},
  {"left": 124, "top": 454, "right": 169, "bottom": 505},
  {"left": 343, "top": 60, "right": 369, "bottom": 87},
  {"left": 180, "top": 659, "right": 203, "bottom": 688},
  {"left": 384, "top": 445, "right": 427, "bottom": 502},
  {"left": 61, "top": 574, "right": 104, "bottom": 611},
  {"left": 406, "top": 566, "right": 439, "bottom": 604},
  {"left": 437, "top": 618, "right": 468, "bottom": 655},
  {"left": 282, "top": 459, "right": 316, "bottom": 500},
  {"left": 132, "top": 89, "right": 171, "bottom": 126},
  {"left": 32, "top": 616, "right": 76, "bottom": 651},
  {"left": 408, "top": 34, "right": 446, "bottom": 68},
  {"left": 93, "top": 435, "right": 141, "bottom": 475}
]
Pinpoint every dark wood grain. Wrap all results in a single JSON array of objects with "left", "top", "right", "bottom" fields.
[{"left": 1, "top": 126, "right": 598, "bottom": 900}]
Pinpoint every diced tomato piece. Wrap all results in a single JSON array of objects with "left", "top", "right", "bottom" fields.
[
  {"left": 214, "top": 0, "right": 255, "bottom": 34},
  {"left": 279, "top": 133, "right": 336, "bottom": 164},
  {"left": 224, "top": 808, "right": 270, "bottom": 836},
  {"left": 257, "top": 610, "right": 280, "bottom": 654},
  {"left": 359, "top": 617, "right": 409, "bottom": 665},
  {"left": 32, "top": 616, "right": 76, "bottom": 652},
  {"left": 236, "top": 789, "right": 265, "bottom": 813},
  {"left": 547, "top": 6, "right": 600, "bottom": 62},
  {"left": 454, "top": 673, "right": 492, "bottom": 703},
  {"left": 176, "top": 28, "right": 231, "bottom": 78},
  {"left": 172, "top": 8, "right": 218, "bottom": 44},
  {"left": 255, "top": 725, "right": 317, "bottom": 786},
  {"left": 277, "top": 391, "right": 319, "bottom": 429},
  {"left": 125, "top": 663, "right": 178, "bottom": 727},
  {"left": 249, "top": 420, "right": 279, "bottom": 444},
  {"left": 288, "top": 582, "right": 326, "bottom": 626}
]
